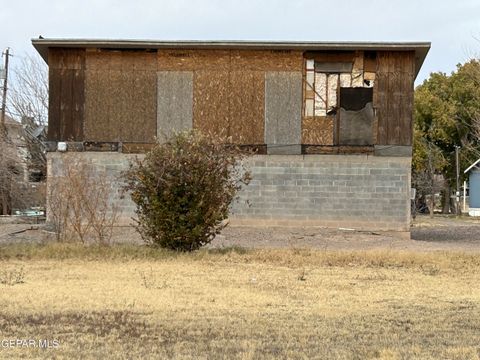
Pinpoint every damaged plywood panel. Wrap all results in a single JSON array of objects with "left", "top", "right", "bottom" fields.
[
  {"left": 193, "top": 70, "right": 230, "bottom": 138},
  {"left": 351, "top": 51, "right": 364, "bottom": 87},
  {"left": 157, "top": 71, "right": 193, "bottom": 141},
  {"left": 229, "top": 71, "right": 265, "bottom": 144},
  {"left": 327, "top": 74, "right": 338, "bottom": 109},
  {"left": 340, "top": 73, "right": 351, "bottom": 87},
  {"left": 314, "top": 73, "right": 327, "bottom": 116},
  {"left": 302, "top": 116, "right": 334, "bottom": 145},
  {"left": 47, "top": 48, "right": 85, "bottom": 141},
  {"left": 339, "top": 103, "right": 375, "bottom": 145},
  {"left": 84, "top": 50, "right": 157, "bottom": 142},
  {"left": 376, "top": 51, "right": 415, "bottom": 146},
  {"left": 265, "top": 71, "right": 303, "bottom": 154}
]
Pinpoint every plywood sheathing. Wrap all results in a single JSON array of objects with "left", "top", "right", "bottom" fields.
[
  {"left": 375, "top": 51, "right": 415, "bottom": 146},
  {"left": 84, "top": 49, "right": 157, "bottom": 142},
  {"left": 229, "top": 71, "right": 265, "bottom": 144},
  {"left": 47, "top": 48, "right": 85, "bottom": 141},
  {"left": 157, "top": 50, "right": 303, "bottom": 144},
  {"left": 265, "top": 71, "right": 303, "bottom": 154},
  {"left": 157, "top": 71, "right": 193, "bottom": 141},
  {"left": 302, "top": 116, "right": 334, "bottom": 145}
]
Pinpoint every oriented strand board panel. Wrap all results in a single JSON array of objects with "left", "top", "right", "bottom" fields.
[
  {"left": 375, "top": 51, "right": 415, "bottom": 146},
  {"left": 193, "top": 70, "right": 230, "bottom": 137},
  {"left": 84, "top": 50, "right": 157, "bottom": 142},
  {"left": 230, "top": 50, "right": 303, "bottom": 71},
  {"left": 302, "top": 116, "right": 334, "bottom": 145},
  {"left": 229, "top": 71, "right": 265, "bottom": 144},
  {"left": 157, "top": 71, "right": 193, "bottom": 141},
  {"left": 47, "top": 48, "right": 85, "bottom": 141},
  {"left": 158, "top": 49, "right": 303, "bottom": 72},
  {"left": 265, "top": 72, "right": 303, "bottom": 154}
]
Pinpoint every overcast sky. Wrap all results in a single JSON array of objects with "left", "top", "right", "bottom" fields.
[{"left": 1, "top": 0, "right": 479, "bottom": 84}]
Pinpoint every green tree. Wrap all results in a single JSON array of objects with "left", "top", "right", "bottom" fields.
[{"left": 414, "top": 60, "right": 480, "bottom": 213}]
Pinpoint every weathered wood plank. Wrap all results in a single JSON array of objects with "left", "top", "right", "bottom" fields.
[{"left": 47, "top": 68, "right": 62, "bottom": 141}]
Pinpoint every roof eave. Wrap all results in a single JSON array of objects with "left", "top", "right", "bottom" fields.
[{"left": 32, "top": 38, "right": 431, "bottom": 78}]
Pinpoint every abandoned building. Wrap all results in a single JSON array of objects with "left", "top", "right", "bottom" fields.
[{"left": 33, "top": 39, "right": 430, "bottom": 234}]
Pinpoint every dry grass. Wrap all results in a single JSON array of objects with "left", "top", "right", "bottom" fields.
[{"left": 0, "top": 243, "right": 480, "bottom": 359}]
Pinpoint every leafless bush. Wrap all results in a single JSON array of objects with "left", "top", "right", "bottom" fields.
[
  {"left": 0, "top": 133, "right": 22, "bottom": 215},
  {"left": 47, "top": 158, "right": 120, "bottom": 244}
]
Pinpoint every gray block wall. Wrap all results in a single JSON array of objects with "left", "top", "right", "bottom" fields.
[
  {"left": 231, "top": 155, "right": 411, "bottom": 231},
  {"left": 47, "top": 153, "right": 411, "bottom": 231}
]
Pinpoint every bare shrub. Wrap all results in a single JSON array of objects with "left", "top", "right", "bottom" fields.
[
  {"left": 123, "top": 131, "right": 251, "bottom": 251},
  {"left": 47, "top": 157, "right": 120, "bottom": 244}
]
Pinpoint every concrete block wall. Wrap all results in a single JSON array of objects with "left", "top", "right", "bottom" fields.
[
  {"left": 231, "top": 155, "right": 411, "bottom": 231},
  {"left": 47, "top": 152, "right": 138, "bottom": 225},
  {"left": 47, "top": 153, "right": 411, "bottom": 231}
]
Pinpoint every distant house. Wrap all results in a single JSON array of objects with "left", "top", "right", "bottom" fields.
[
  {"left": 33, "top": 38, "right": 430, "bottom": 235},
  {"left": 465, "top": 159, "right": 480, "bottom": 216},
  {"left": 2, "top": 115, "right": 46, "bottom": 213}
]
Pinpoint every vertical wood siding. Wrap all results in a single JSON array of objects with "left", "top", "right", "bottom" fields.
[
  {"left": 375, "top": 51, "right": 415, "bottom": 145},
  {"left": 47, "top": 48, "right": 85, "bottom": 141}
]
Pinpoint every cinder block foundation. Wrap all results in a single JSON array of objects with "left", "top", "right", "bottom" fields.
[{"left": 47, "top": 153, "right": 411, "bottom": 232}]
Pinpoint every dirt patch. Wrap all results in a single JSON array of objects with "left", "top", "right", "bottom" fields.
[{"left": 1, "top": 215, "right": 480, "bottom": 252}]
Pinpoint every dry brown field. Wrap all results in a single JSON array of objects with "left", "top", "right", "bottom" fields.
[{"left": 0, "top": 241, "right": 479, "bottom": 359}]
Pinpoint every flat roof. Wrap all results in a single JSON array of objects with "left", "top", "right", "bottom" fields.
[{"left": 32, "top": 38, "right": 430, "bottom": 77}]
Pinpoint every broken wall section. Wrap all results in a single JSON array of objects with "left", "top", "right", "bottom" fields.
[{"left": 302, "top": 50, "right": 416, "bottom": 153}]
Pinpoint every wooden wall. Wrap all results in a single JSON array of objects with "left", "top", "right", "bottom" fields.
[
  {"left": 47, "top": 47, "right": 416, "bottom": 151},
  {"left": 48, "top": 48, "right": 85, "bottom": 141},
  {"left": 158, "top": 49, "right": 302, "bottom": 144},
  {"left": 301, "top": 50, "right": 416, "bottom": 148},
  {"left": 84, "top": 49, "right": 157, "bottom": 142},
  {"left": 375, "top": 51, "right": 415, "bottom": 146}
]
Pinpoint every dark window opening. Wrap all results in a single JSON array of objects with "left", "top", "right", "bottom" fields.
[{"left": 339, "top": 87, "right": 374, "bottom": 146}]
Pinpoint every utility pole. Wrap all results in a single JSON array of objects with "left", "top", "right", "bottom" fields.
[
  {"left": 1, "top": 47, "right": 11, "bottom": 137},
  {"left": 0, "top": 48, "right": 11, "bottom": 215},
  {"left": 455, "top": 145, "right": 461, "bottom": 217}
]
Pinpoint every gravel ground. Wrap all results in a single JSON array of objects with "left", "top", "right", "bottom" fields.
[{"left": 1, "top": 215, "right": 480, "bottom": 252}]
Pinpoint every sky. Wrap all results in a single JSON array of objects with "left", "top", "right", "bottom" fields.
[{"left": 0, "top": 0, "right": 479, "bottom": 84}]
